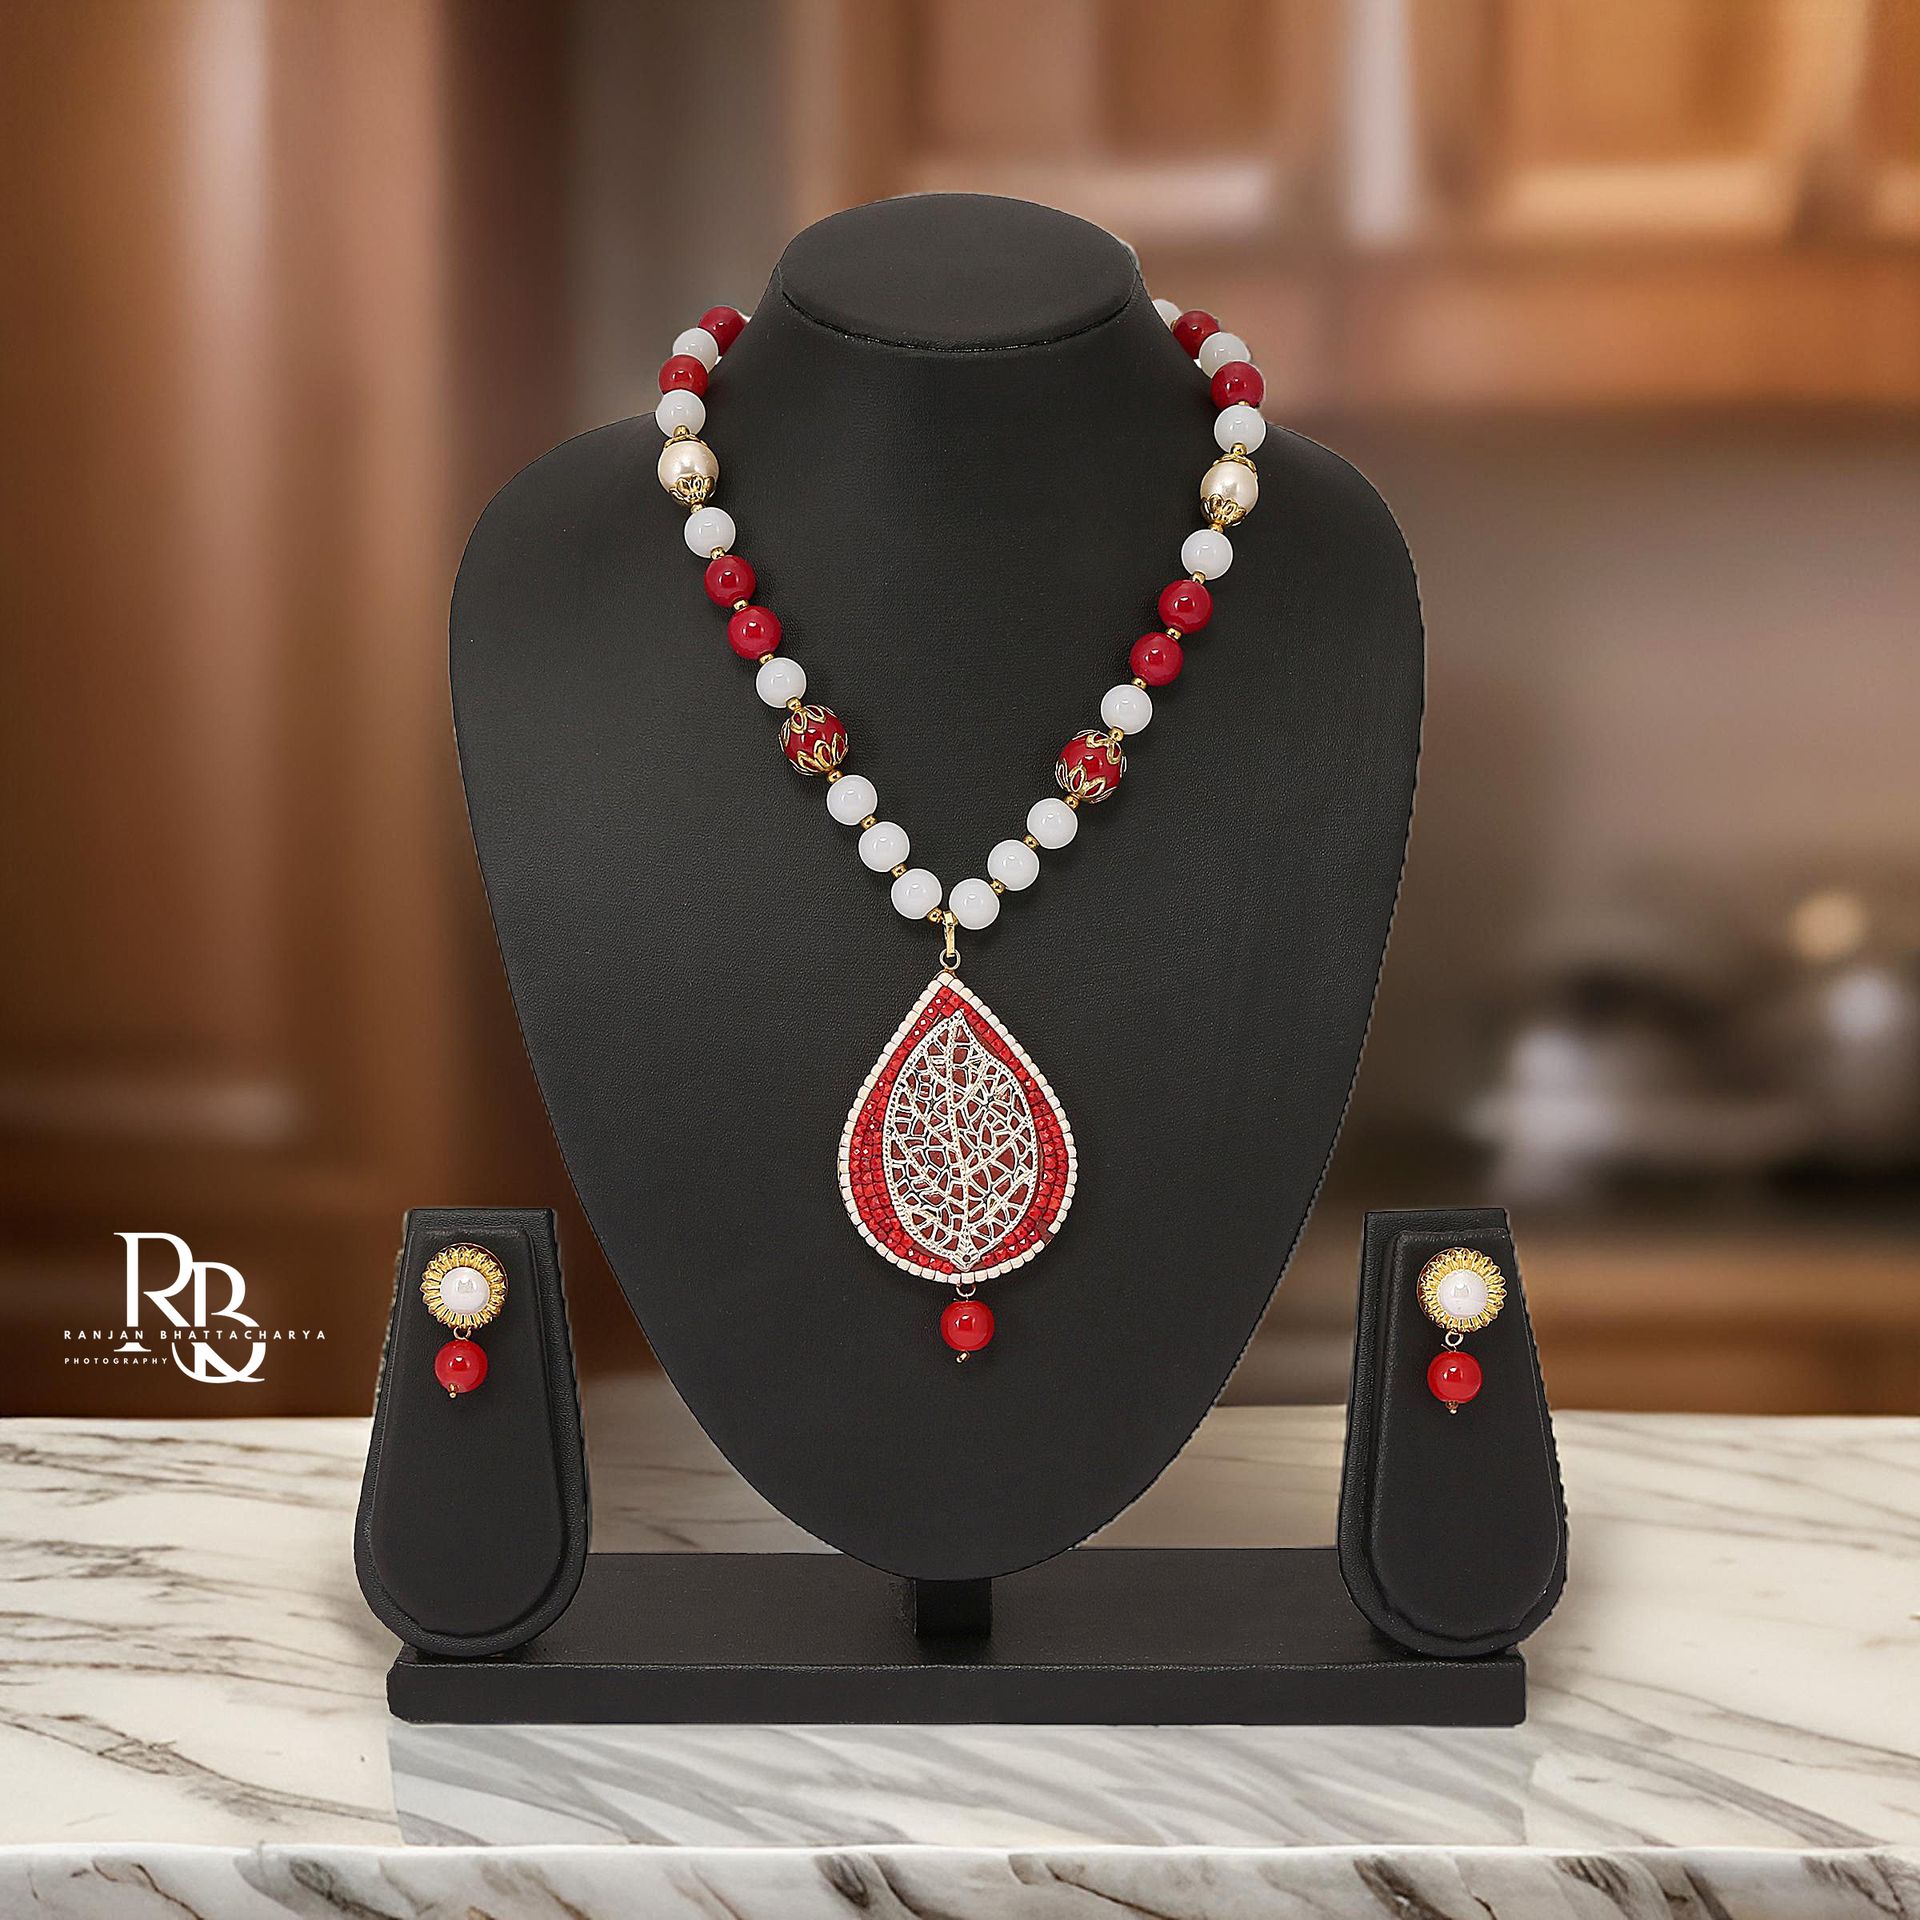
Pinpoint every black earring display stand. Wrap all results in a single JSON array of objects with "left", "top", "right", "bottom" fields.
[{"left": 410, "top": 194, "right": 1526, "bottom": 1724}]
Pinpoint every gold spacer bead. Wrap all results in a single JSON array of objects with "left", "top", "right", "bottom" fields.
[
  {"left": 1166, "top": 627, "right": 1181, "bottom": 640},
  {"left": 786, "top": 696, "right": 804, "bottom": 712},
  {"left": 929, "top": 908, "right": 946, "bottom": 924},
  {"left": 758, "top": 651, "right": 775, "bottom": 665},
  {"left": 825, "top": 767, "right": 841, "bottom": 781},
  {"left": 1131, "top": 676, "right": 1148, "bottom": 690},
  {"left": 733, "top": 599, "right": 750, "bottom": 612},
  {"left": 860, "top": 814, "right": 877, "bottom": 830},
  {"left": 1066, "top": 795, "right": 1081, "bottom": 810},
  {"left": 1109, "top": 728, "right": 1127, "bottom": 744},
  {"left": 1023, "top": 834, "right": 1039, "bottom": 849},
  {"left": 1192, "top": 570, "right": 1207, "bottom": 583},
  {"left": 1230, "top": 443, "right": 1249, "bottom": 459},
  {"left": 989, "top": 879, "right": 1005, "bottom": 894},
  {"left": 711, "top": 547, "right": 727, "bottom": 560},
  {"left": 892, "top": 864, "right": 908, "bottom": 879},
  {"left": 668, "top": 425, "right": 693, "bottom": 442}
]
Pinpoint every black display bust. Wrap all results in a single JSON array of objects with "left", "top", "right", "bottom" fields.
[{"left": 451, "top": 195, "right": 1423, "bottom": 1582}]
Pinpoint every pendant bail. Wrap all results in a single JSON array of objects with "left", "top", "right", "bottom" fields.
[{"left": 940, "top": 910, "right": 959, "bottom": 972}]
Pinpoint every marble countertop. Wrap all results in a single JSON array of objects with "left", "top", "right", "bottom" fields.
[{"left": 2, "top": 1383, "right": 1916, "bottom": 1917}]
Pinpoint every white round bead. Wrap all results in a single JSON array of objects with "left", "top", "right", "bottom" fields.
[
  {"left": 949, "top": 878, "right": 1001, "bottom": 931},
  {"left": 656, "top": 435, "right": 718, "bottom": 499},
  {"left": 1201, "top": 458, "right": 1259, "bottom": 519},
  {"left": 671, "top": 325, "right": 720, "bottom": 370},
  {"left": 826, "top": 773, "right": 876, "bottom": 826},
  {"left": 860, "top": 821, "right": 909, "bottom": 872},
  {"left": 438, "top": 1265, "right": 492, "bottom": 1317},
  {"left": 987, "top": 838, "right": 1039, "bottom": 891},
  {"left": 1152, "top": 296, "right": 1181, "bottom": 326},
  {"left": 1181, "top": 527, "right": 1233, "bottom": 579},
  {"left": 890, "top": 866, "right": 941, "bottom": 918},
  {"left": 1436, "top": 1269, "right": 1490, "bottom": 1323},
  {"left": 755, "top": 657, "right": 805, "bottom": 707},
  {"left": 1213, "top": 402, "right": 1267, "bottom": 452},
  {"left": 1027, "top": 797, "right": 1079, "bottom": 849},
  {"left": 1197, "top": 329, "right": 1251, "bottom": 377},
  {"left": 684, "top": 506, "right": 736, "bottom": 556},
  {"left": 1101, "top": 683, "right": 1153, "bottom": 735},
  {"left": 655, "top": 389, "right": 706, "bottom": 437}
]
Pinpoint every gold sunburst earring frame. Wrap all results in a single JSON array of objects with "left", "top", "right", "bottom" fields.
[
  {"left": 420, "top": 1244, "right": 508, "bottom": 1331},
  {"left": 1417, "top": 1246, "right": 1507, "bottom": 1333}
]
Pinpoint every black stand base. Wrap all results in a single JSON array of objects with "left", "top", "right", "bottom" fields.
[{"left": 388, "top": 1548, "right": 1524, "bottom": 1726}]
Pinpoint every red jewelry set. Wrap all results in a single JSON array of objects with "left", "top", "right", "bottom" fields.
[{"left": 651, "top": 297, "right": 1270, "bottom": 1359}]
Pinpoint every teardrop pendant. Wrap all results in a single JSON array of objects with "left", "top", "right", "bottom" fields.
[{"left": 839, "top": 973, "right": 1076, "bottom": 1313}]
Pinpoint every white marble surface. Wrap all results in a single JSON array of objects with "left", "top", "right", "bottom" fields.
[{"left": 2, "top": 1386, "right": 1917, "bottom": 1916}]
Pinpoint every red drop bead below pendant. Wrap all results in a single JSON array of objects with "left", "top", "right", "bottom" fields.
[
  {"left": 435, "top": 1338, "right": 488, "bottom": 1396},
  {"left": 1130, "top": 631, "right": 1184, "bottom": 687},
  {"left": 1158, "top": 577, "right": 1213, "bottom": 633},
  {"left": 728, "top": 604, "right": 782, "bottom": 659},
  {"left": 659, "top": 353, "right": 708, "bottom": 396},
  {"left": 1172, "top": 308, "right": 1219, "bottom": 357},
  {"left": 941, "top": 1297, "right": 995, "bottom": 1355},
  {"left": 699, "top": 304, "right": 747, "bottom": 352},
  {"left": 1427, "top": 1349, "right": 1482, "bottom": 1411},
  {"left": 1210, "top": 360, "right": 1265, "bottom": 410},
  {"left": 704, "top": 553, "right": 755, "bottom": 606}
]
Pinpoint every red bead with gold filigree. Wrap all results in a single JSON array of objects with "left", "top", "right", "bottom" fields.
[
  {"left": 780, "top": 703, "right": 848, "bottom": 775},
  {"left": 1055, "top": 729, "right": 1126, "bottom": 805}
]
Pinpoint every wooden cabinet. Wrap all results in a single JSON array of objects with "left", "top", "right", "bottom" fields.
[
  {"left": 0, "top": 1, "right": 618, "bottom": 1416},
  {"left": 785, "top": 0, "right": 1920, "bottom": 408}
]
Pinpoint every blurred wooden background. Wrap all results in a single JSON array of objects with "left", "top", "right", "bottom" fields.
[{"left": 3, "top": 0, "right": 1916, "bottom": 1416}]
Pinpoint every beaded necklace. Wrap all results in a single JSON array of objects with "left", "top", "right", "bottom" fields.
[{"left": 652, "top": 297, "right": 1266, "bottom": 1356}]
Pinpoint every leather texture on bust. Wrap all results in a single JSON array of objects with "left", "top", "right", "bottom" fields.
[
  {"left": 1339, "top": 1208, "right": 1568, "bottom": 1657},
  {"left": 450, "top": 194, "right": 1425, "bottom": 1581},
  {"left": 355, "top": 1208, "right": 589, "bottom": 1657}
]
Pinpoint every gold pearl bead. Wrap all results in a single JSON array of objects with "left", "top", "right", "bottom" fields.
[
  {"left": 1201, "top": 455, "right": 1258, "bottom": 528},
  {"left": 657, "top": 435, "right": 718, "bottom": 505}
]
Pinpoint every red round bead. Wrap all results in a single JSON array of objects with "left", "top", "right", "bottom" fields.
[
  {"left": 659, "top": 353, "right": 708, "bottom": 396},
  {"left": 1056, "top": 728, "right": 1126, "bottom": 805},
  {"left": 1172, "top": 309, "right": 1220, "bottom": 357},
  {"left": 699, "top": 305, "right": 746, "bottom": 353},
  {"left": 1210, "top": 360, "right": 1265, "bottom": 410},
  {"left": 1427, "top": 1350, "right": 1483, "bottom": 1409},
  {"left": 941, "top": 1297, "right": 995, "bottom": 1353},
  {"left": 704, "top": 554, "right": 755, "bottom": 606},
  {"left": 1158, "top": 578, "right": 1213, "bottom": 633},
  {"left": 435, "top": 1338, "right": 488, "bottom": 1396},
  {"left": 728, "top": 605, "right": 782, "bottom": 660},
  {"left": 1130, "top": 632, "right": 1184, "bottom": 687},
  {"left": 780, "top": 703, "right": 848, "bottom": 775}
]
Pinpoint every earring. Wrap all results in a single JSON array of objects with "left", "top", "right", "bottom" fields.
[
  {"left": 1417, "top": 1247, "right": 1506, "bottom": 1412},
  {"left": 420, "top": 1243, "right": 506, "bottom": 1397}
]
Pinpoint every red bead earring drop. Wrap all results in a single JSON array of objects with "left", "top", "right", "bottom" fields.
[
  {"left": 420, "top": 1244, "right": 507, "bottom": 1396},
  {"left": 1417, "top": 1248, "right": 1507, "bottom": 1412}
]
